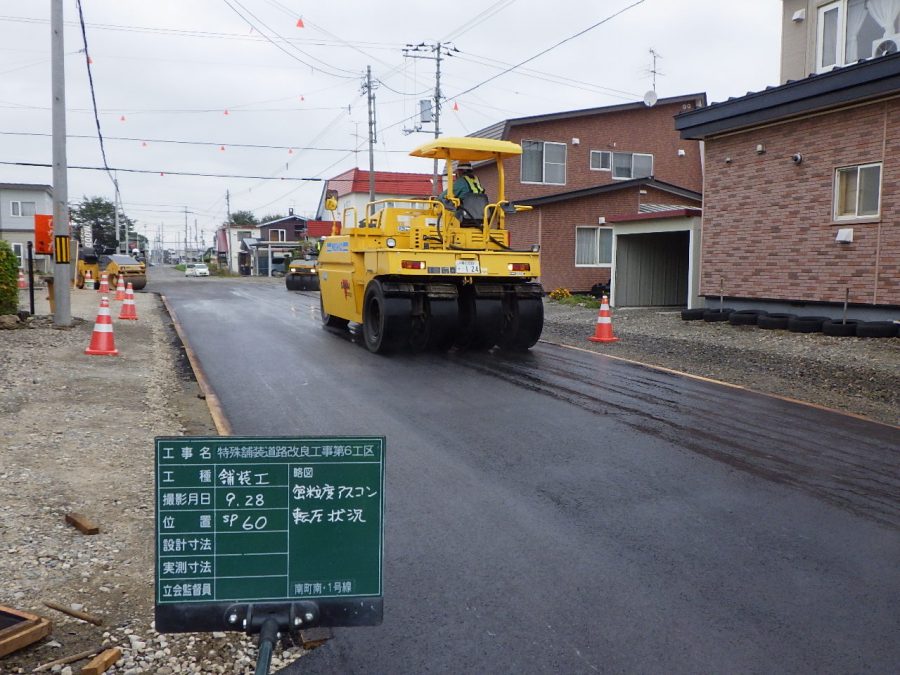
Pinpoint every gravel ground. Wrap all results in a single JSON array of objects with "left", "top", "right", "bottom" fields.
[{"left": 1, "top": 282, "right": 897, "bottom": 673}]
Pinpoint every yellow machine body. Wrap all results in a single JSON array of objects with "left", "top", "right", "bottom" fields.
[
  {"left": 285, "top": 257, "right": 320, "bottom": 291},
  {"left": 318, "top": 137, "right": 543, "bottom": 353},
  {"left": 103, "top": 254, "right": 147, "bottom": 291}
]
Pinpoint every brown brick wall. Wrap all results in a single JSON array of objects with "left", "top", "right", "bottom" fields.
[
  {"left": 508, "top": 188, "right": 699, "bottom": 293},
  {"left": 701, "top": 100, "right": 899, "bottom": 306},
  {"left": 479, "top": 100, "right": 703, "bottom": 202}
]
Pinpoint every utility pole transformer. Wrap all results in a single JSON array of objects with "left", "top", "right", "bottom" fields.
[
  {"left": 402, "top": 42, "right": 456, "bottom": 196},
  {"left": 51, "top": 0, "right": 71, "bottom": 326}
]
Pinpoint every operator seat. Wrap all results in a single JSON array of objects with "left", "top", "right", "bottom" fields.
[{"left": 458, "top": 192, "right": 489, "bottom": 227}]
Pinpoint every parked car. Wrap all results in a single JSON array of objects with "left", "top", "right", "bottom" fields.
[{"left": 185, "top": 263, "right": 210, "bottom": 277}]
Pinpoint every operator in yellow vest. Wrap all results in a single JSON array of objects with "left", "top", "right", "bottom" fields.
[{"left": 443, "top": 162, "right": 485, "bottom": 201}]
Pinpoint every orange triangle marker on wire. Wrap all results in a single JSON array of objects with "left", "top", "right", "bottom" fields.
[
  {"left": 296, "top": 18, "right": 304, "bottom": 28},
  {"left": 453, "top": 102, "right": 459, "bottom": 111},
  {"left": 120, "top": 115, "right": 126, "bottom": 122},
  {"left": 224, "top": 109, "right": 229, "bottom": 115}
]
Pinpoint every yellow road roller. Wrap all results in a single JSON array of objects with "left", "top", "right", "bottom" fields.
[
  {"left": 285, "top": 255, "right": 320, "bottom": 291},
  {"left": 102, "top": 254, "right": 147, "bottom": 291},
  {"left": 317, "top": 137, "right": 542, "bottom": 353}
]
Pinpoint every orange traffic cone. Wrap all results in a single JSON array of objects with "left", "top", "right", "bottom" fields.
[
  {"left": 114, "top": 275, "right": 126, "bottom": 300},
  {"left": 588, "top": 295, "right": 619, "bottom": 343},
  {"left": 18, "top": 270, "right": 27, "bottom": 289},
  {"left": 119, "top": 282, "right": 138, "bottom": 320},
  {"left": 85, "top": 297, "right": 119, "bottom": 356},
  {"left": 99, "top": 272, "right": 110, "bottom": 293},
  {"left": 84, "top": 270, "right": 95, "bottom": 290}
]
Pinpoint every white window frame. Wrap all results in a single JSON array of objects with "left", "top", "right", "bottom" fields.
[
  {"left": 611, "top": 152, "right": 654, "bottom": 180},
  {"left": 10, "top": 200, "right": 36, "bottom": 217},
  {"left": 590, "top": 151, "right": 612, "bottom": 171},
  {"left": 270, "top": 228, "right": 286, "bottom": 242},
  {"left": 817, "top": 1, "right": 845, "bottom": 72},
  {"left": 833, "top": 162, "right": 882, "bottom": 220},
  {"left": 575, "top": 226, "right": 613, "bottom": 267},
  {"left": 521, "top": 140, "right": 567, "bottom": 185},
  {"left": 12, "top": 242, "right": 24, "bottom": 268}
]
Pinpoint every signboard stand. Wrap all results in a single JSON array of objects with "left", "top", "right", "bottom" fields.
[{"left": 154, "top": 436, "right": 385, "bottom": 673}]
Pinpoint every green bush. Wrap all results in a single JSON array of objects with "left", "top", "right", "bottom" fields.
[{"left": 0, "top": 240, "right": 19, "bottom": 315}]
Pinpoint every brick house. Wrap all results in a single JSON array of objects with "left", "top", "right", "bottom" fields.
[
  {"left": 468, "top": 94, "right": 706, "bottom": 304},
  {"left": 676, "top": 12, "right": 900, "bottom": 318},
  {"left": 0, "top": 183, "right": 53, "bottom": 274}
]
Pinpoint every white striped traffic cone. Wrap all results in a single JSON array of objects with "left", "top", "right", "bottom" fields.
[
  {"left": 85, "top": 297, "right": 119, "bottom": 355},
  {"left": 118, "top": 282, "right": 138, "bottom": 320},
  {"left": 588, "top": 295, "right": 619, "bottom": 343}
]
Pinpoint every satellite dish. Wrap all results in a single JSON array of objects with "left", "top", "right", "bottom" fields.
[{"left": 643, "top": 90, "right": 658, "bottom": 107}]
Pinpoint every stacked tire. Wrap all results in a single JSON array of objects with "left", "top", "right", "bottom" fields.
[
  {"left": 702, "top": 308, "right": 734, "bottom": 322},
  {"left": 787, "top": 316, "right": 830, "bottom": 333},
  {"left": 854, "top": 321, "right": 898, "bottom": 338},
  {"left": 757, "top": 313, "right": 796, "bottom": 330},
  {"left": 729, "top": 310, "right": 767, "bottom": 326}
]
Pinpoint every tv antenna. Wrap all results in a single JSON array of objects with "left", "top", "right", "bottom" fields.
[{"left": 644, "top": 48, "right": 663, "bottom": 107}]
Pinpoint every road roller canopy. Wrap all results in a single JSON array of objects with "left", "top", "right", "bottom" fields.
[{"left": 409, "top": 137, "right": 523, "bottom": 162}]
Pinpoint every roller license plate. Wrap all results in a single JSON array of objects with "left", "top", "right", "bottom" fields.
[{"left": 455, "top": 260, "right": 480, "bottom": 274}]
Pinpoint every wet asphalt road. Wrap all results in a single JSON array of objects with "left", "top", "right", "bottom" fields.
[{"left": 153, "top": 269, "right": 900, "bottom": 674}]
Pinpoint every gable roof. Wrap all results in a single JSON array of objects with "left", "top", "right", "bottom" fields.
[
  {"left": 675, "top": 52, "right": 900, "bottom": 139},
  {"left": 327, "top": 168, "right": 436, "bottom": 197},
  {"left": 258, "top": 215, "right": 306, "bottom": 228},
  {"left": 514, "top": 177, "right": 701, "bottom": 207},
  {"left": 472, "top": 93, "right": 707, "bottom": 140}
]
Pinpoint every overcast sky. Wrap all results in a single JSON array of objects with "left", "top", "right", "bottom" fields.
[{"left": 0, "top": 1, "right": 782, "bottom": 250}]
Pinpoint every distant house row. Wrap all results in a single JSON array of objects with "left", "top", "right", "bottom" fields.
[{"left": 5, "top": 1, "right": 898, "bottom": 318}]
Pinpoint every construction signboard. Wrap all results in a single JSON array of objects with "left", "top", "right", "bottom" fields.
[{"left": 154, "top": 436, "right": 385, "bottom": 633}]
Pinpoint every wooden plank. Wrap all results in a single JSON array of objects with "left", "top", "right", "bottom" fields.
[
  {"left": 81, "top": 647, "right": 122, "bottom": 675},
  {"left": 42, "top": 601, "right": 103, "bottom": 626},
  {"left": 0, "top": 606, "right": 52, "bottom": 658},
  {"left": 299, "top": 627, "right": 333, "bottom": 650},
  {"left": 65, "top": 512, "right": 100, "bottom": 535}
]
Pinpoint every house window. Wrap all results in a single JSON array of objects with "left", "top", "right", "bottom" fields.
[
  {"left": 611, "top": 152, "right": 654, "bottom": 180},
  {"left": 575, "top": 226, "right": 612, "bottom": 266},
  {"left": 10, "top": 201, "right": 36, "bottom": 217},
  {"left": 590, "top": 151, "right": 612, "bottom": 171},
  {"left": 817, "top": 0, "right": 899, "bottom": 72},
  {"left": 237, "top": 230, "right": 251, "bottom": 240},
  {"left": 521, "top": 140, "right": 566, "bottom": 185},
  {"left": 835, "top": 163, "right": 882, "bottom": 219},
  {"left": 270, "top": 229, "right": 286, "bottom": 242},
  {"left": 12, "top": 242, "right": 24, "bottom": 268}
]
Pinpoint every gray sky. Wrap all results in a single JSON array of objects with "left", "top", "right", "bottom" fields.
[{"left": 0, "top": 1, "right": 782, "bottom": 250}]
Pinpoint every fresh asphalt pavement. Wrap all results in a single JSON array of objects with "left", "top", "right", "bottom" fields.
[{"left": 152, "top": 268, "right": 900, "bottom": 674}]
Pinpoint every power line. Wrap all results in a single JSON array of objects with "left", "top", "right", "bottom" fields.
[
  {"left": 220, "top": 0, "right": 358, "bottom": 79},
  {"left": 449, "top": 0, "right": 647, "bottom": 100},
  {"left": 74, "top": 0, "right": 113, "bottom": 183},
  {"left": 0, "top": 130, "right": 409, "bottom": 153}
]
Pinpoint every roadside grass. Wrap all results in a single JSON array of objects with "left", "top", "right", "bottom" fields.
[{"left": 550, "top": 293, "right": 601, "bottom": 310}]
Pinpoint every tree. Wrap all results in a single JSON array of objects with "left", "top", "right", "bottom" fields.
[
  {"left": 259, "top": 213, "right": 286, "bottom": 224},
  {"left": 69, "top": 197, "right": 142, "bottom": 252},
  {"left": 228, "top": 210, "right": 258, "bottom": 227},
  {"left": 0, "top": 240, "right": 18, "bottom": 315}
]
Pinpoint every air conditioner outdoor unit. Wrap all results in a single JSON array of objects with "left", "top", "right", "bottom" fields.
[{"left": 872, "top": 34, "right": 900, "bottom": 58}]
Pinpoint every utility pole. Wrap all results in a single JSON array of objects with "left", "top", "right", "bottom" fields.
[
  {"left": 184, "top": 207, "right": 189, "bottom": 261},
  {"left": 362, "top": 65, "right": 378, "bottom": 202},
  {"left": 403, "top": 42, "right": 457, "bottom": 196},
  {"left": 113, "top": 174, "right": 122, "bottom": 253},
  {"left": 50, "top": 0, "right": 71, "bottom": 326},
  {"left": 225, "top": 189, "right": 232, "bottom": 272}
]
